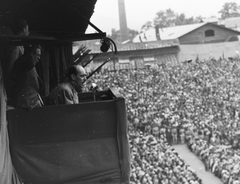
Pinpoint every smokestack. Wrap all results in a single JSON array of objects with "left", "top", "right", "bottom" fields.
[{"left": 118, "top": 0, "right": 129, "bottom": 43}]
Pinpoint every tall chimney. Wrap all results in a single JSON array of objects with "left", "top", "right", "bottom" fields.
[{"left": 118, "top": 0, "right": 129, "bottom": 43}]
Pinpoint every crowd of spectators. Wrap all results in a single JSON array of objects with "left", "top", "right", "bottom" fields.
[
  {"left": 129, "top": 130, "right": 202, "bottom": 184},
  {"left": 90, "top": 56, "right": 240, "bottom": 184}
]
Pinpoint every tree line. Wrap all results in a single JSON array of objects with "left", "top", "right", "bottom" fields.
[
  {"left": 109, "top": 2, "right": 240, "bottom": 42},
  {"left": 142, "top": 2, "right": 240, "bottom": 31}
]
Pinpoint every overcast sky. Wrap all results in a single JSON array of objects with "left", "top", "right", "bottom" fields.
[{"left": 86, "top": 0, "right": 240, "bottom": 35}]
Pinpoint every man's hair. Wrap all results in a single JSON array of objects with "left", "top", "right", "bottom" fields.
[
  {"left": 24, "top": 45, "right": 41, "bottom": 55},
  {"left": 12, "top": 19, "right": 28, "bottom": 35},
  {"left": 68, "top": 65, "right": 78, "bottom": 81}
]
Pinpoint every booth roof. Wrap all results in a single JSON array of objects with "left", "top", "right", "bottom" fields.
[{"left": 0, "top": 0, "right": 99, "bottom": 38}]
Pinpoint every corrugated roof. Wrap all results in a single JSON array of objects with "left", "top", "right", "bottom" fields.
[
  {"left": 201, "top": 17, "right": 219, "bottom": 23},
  {"left": 178, "top": 41, "right": 240, "bottom": 61},
  {"left": 117, "top": 39, "right": 179, "bottom": 51},
  {"left": 219, "top": 17, "right": 240, "bottom": 32},
  {"left": 87, "top": 39, "right": 180, "bottom": 53},
  {"left": 133, "top": 23, "right": 207, "bottom": 42}
]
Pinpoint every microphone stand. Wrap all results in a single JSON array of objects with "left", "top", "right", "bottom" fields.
[
  {"left": 86, "top": 58, "right": 111, "bottom": 80},
  {"left": 90, "top": 83, "right": 98, "bottom": 102}
]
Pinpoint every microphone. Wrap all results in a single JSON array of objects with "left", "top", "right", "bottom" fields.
[
  {"left": 90, "top": 83, "right": 98, "bottom": 102},
  {"left": 90, "top": 83, "right": 98, "bottom": 91}
]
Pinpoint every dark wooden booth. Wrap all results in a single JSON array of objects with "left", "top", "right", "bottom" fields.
[{"left": 7, "top": 88, "right": 130, "bottom": 184}]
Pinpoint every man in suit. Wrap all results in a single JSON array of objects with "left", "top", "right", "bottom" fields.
[
  {"left": 48, "top": 65, "right": 87, "bottom": 105},
  {"left": 11, "top": 45, "right": 43, "bottom": 109}
]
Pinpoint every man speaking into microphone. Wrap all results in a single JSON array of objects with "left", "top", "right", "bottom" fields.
[{"left": 48, "top": 65, "right": 87, "bottom": 105}]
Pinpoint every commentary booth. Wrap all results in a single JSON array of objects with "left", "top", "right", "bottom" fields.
[
  {"left": 7, "top": 88, "right": 130, "bottom": 184},
  {"left": 0, "top": 0, "right": 130, "bottom": 183}
]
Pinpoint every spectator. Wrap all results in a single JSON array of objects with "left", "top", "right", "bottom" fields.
[
  {"left": 4, "top": 19, "right": 29, "bottom": 98},
  {"left": 89, "top": 56, "right": 240, "bottom": 183},
  {"left": 11, "top": 45, "right": 42, "bottom": 109},
  {"left": 8, "top": 19, "right": 29, "bottom": 75}
]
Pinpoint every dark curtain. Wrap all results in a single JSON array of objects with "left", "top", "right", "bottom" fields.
[{"left": 36, "top": 44, "right": 73, "bottom": 96}]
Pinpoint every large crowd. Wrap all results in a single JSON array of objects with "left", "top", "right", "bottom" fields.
[{"left": 90, "top": 56, "right": 240, "bottom": 184}]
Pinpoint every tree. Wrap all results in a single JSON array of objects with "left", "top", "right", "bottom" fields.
[
  {"left": 141, "top": 21, "right": 153, "bottom": 32},
  {"left": 175, "top": 14, "right": 198, "bottom": 26},
  {"left": 195, "top": 15, "right": 205, "bottom": 23},
  {"left": 219, "top": 2, "right": 240, "bottom": 19},
  {"left": 153, "top": 9, "right": 198, "bottom": 28},
  {"left": 154, "top": 8, "right": 176, "bottom": 28}
]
